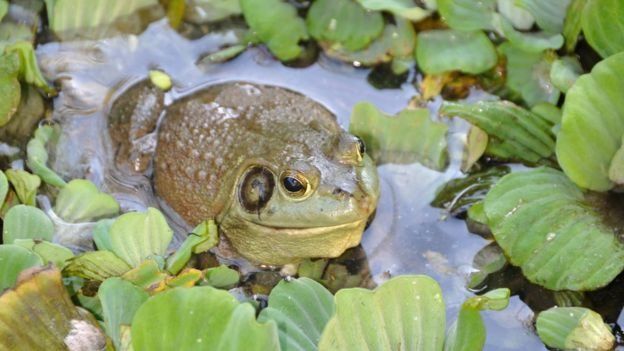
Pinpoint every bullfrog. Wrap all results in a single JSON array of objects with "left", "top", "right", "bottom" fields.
[{"left": 109, "top": 81, "right": 379, "bottom": 265}]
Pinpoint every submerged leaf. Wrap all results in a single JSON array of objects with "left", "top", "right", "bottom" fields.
[
  {"left": 416, "top": 30, "right": 497, "bottom": 75},
  {"left": 556, "top": 51, "right": 624, "bottom": 191},
  {"left": 240, "top": 0, "right": 308, "bottom": 61},
  {"left": 484, "top": 167, "right": 624, "bottom": 290},
  {"left": 319, "top": 275, "right": 446, "bottom": 351},
  {"left": 349, "top": 102, "right": 448, "bottom": 170},
  {"left": 0, "top": 244, "right": 42, "bottom": 292},
  {"left": 307, "top": 0, "right": 384, "bottom": 52},
  {"left": 259, "top": 277, "right": 334, "bottom": 351},
  {"left": 536, "top": 307, "right": 614, "bottom": 351},
  {"left": 131, "top": 286, "right": 279, "bottom": 350},
  {"left": 581, "top": 0, "right": 624, "bottom": 58},
  {"left": 26, "top": 125, "right": 67, "bottom": 187},
  {"left": 109, "top": 207, "right": 173, "bottom": 267},
  {"left": 54, "top": 179, "right": 119, "bottom": 223},
  {"left": 3, "top": 204, "right": 54, "bottom": 244}
]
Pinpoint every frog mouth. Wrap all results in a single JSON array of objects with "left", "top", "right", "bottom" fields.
[{"left": 244, "top": 218, "right": 367, "bottom": 235}]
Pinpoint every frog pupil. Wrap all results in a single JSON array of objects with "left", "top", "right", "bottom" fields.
[
  {"left": 283, "top": 177, "right": 303, "bottom": 192},
  {"left": 356, "top": 137, "right": 366, "bottom": 155}
]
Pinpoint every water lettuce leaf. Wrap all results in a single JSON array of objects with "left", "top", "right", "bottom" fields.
[
  {"left": 536, "top": 307, "right": 614, "bottom": 351},
  {"left": 0, "top": 74, "right": 20, "bottom": 127},
  {"left": 556, "top": 52, "right": 624, "bottom": 191},
  {"left": 319, "top": 275, "right": 445, "bottom": 350},
  {"left": 166, "top": 219, "right": 218, "bottom": 275},
  {"left": 3, "top": 204, "right": 54, "bottom": 244},
  {"left": 0, "top": 0, "right": 6, "bottom": 21},
  {"left": 185, "top": 0, "right": 241, "bottom": 24},
  {"left": 258, "top": 277, "right": 334, "bottom": 351},
  {"left": 240, "top": 0, "right": 308, "bottom": 61},
  {"left": 549, "top": 56, "right": 582, "bottom": 93},
  {"left": 581, "top": 0, "right": 624, "bottom": 58},
  {"left": 131, "top": 286, "right": 280, "bottom": 350},
  {"left": 13, "top": 239, "right": 73, "bottom": 268},
  {"left": 202, "top": 265, "right": 239, "bottom": 289},
  {"left": 99, "top": 277, "right": 149, "bottom": 350},
  {"left": 109, "top": 207, "right": 173, "bottom": 267},
  {"left": 483, "top": 167, "right": 624, "bottom": 290},
  {"left": 562, "top": 0, "right": 586, "bottom": 52},
  {"left": 5, "top": 169, "right": 40, "bottom": 206},
  {"left": 467, "top": 243, "right": 507, "bottom": 289},
  {"left": 53, "top": 179, "right": 119, "bottom": 223},
  {"left": 437, "top": 0, "right": 496, "bottom": 31},
  {"left": 0, "top": 171, "right": 7, "bottom": 206},
  {"left": 4, "top": 42, "right": 56, "bottom": 95},
  {"left": 440, "top": 101, "right": 556, "bottom": 164},
  {"left": 356, "top": 0, "right": 431, "bottom": 21},
  {"left": 416, "top": 30, "right": 497, "bottom": 75},
  {"left": 0, "top": 244, "right": 42, "bottom": 291},
  {"left": 497, "top": 0, "right": 534, "bottom": 30},
  {"left": 349, "top": 102, "right": 448, "bottom": 170},
  {"left": 515, "top": 0, "right": 571, "bottom": 33},
  {"left": 63, "top": 251, "right": 132, "bottom": 281},
  {"left": 0, "top": 266, "right": 106, "bottom": 350},
  {"left": 494, "top": 15, "right": 564, "bottom": 53},
  {"left": 26, "top": 125, "right": 67, "bottom": 187},
  {"left": 307, "top": 0, "right": 384, "bottom": 52}
]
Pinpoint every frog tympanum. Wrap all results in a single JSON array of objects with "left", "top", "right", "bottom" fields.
[{"left": 109, "top": 82, "right": 379, "bottom": 265}]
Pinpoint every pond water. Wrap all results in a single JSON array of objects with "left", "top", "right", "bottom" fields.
[{"left": 38, "top": 19, "right": 549, "bottom": 350}]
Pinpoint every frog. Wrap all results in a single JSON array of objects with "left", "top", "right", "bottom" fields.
[{"left": 108, "top": 81, "right": 379, "bottom": 265}]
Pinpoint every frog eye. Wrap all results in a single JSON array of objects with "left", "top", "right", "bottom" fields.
[
  {"left": 280, "top": 171, "right": 311, "bottom": 198},
  {"left": 239, "top": 166, "right": 275, "bottom": 212},
  {"left": 355, "top": 136, "right": 366, "bottom": 155}
]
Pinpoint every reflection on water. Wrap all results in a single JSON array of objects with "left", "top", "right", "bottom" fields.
[{"left": 38, "top": 19, "right": 546, "bottom": 350}]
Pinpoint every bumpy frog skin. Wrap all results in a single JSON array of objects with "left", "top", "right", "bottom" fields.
[{"left": 110, "top": 82, "right": 379, "bottom": 265}]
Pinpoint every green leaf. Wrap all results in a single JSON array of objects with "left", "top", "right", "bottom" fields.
[
  {"left": 307, "top": 0, "right": 384, "bottom": 52},
  {"left": 440, "top": 101, "right": 556, "bottom": 164},
  {"left": 53, "top": 179, "right": 119, "bottom": 223},
  {"left": 496, "top": 0, "right": 534, "bottom": 30},
  {"left": 258, "top": 277, "right": 334, "bottom": 351},
  {"left": 349, "top": 102, "right": 448, "bottom": 170},
  {"left": 536, "top": 307, "right": 615, "bottom": 351},
  {"left": 562, "top": 0, "right": 587, "bottom": 52},
  {"left": 0, "top": 23, "right": 34, "bottom": 53},
  {"left": 483, "top": 167, "right": 624, "bottom": 290},
  {"left": 437, "top": 0, "right": 496, "bottom": 31},
  {"left": 0, "top": 244, "right": 43, "bottom": 291},
  {"left": 581, "top": 0, "right": 624, "bottom": 58},
  {"left": 495, "top": 15, "right": 564, "bottom": 53},
  {"left": 0, "top": 75, "right": 20, "bottom": 127},
  {"left": 4, "top": 42, "right": 56, "bottom": 95},
  {"left": 240, "top": 0, "right": 308, "bottom": 61},
  {"left": 467, "top": 243, "right": 507, "bottom": 289},
  {"left": 416, "top": 30, "right": 497, "bottom": 75},
  {"left": 531, "top": 102, "right": 562, "bottom": 125},
  {"left": 63, "top": 251, "right": 132, "bottom": 281},
  {"left": 0, "top": 170, "right": 7, "bottom": 206},
  {"left": 3, "top": 205, "right": 54, "bottom": 244},
  {"left": 202, "top": 265, "right": 240, "bottom": 289},
  {"left": 109, "top": 207, "right": 173, "bottom": 267},
  {"left": 26, "top": 125, "right": 67, "bottom": 187},
  {"left": 0, "top": 0, "right": 7, "bottom": 21},
  {"left": 499, "top": 43, "right": 560, "bottom": 107},
  {"left": 99, "top": 277, "right": 149, "bottom": 350},
  {"left": 556, "top": 52, "right": 624, "bottom": 191},
  {"left": 515, "top": 0, "right": 571, "bottom": 33},
  {"left": 13, "top": 239, "right": 74, "bottom": 268},
  {"left": 121, "top": 259, "right": 167, "bottom": 289},
  {"left": 318, "top": 275, "right": 445, "bottom": 351},
  {"left": 549, "top": 56, "right": 583, "bottom": 93},
  {"left": 5, "top": 169, "right": 40, "bottom": 206},
  {"left": 185, "top": 0, "right": 241, "bottom": 24},
  {"left": 166, "top": 219, "right": 219, "bottom": 275},
  {"left": 131, "top": 286, "right": 280, "bottom": 350},
  {"left": 462, "top": 126, "right": 488, "bottom": 172},
  {"left": 93, "top": 218, "right": 115, "bottom": 251},
  {"left": 356, "top": 0, "right": 432, "bottom": 21}
]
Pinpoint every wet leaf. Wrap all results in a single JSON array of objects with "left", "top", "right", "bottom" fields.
[
  {"left": 26, "top": 125, "right": 67, "bottom": 187},
  {"left": 515, "top": 0, "right": 571, "bottom": 33},
  {"left": 0, "top": 266, "right": 106, "bottom": 350},
  {"left": 416, "top": 30, "right": 497, "bottom": 75},
  {"left": 441, "top": 101, "right": 556, "bottom": 164},
  {"left": 4, "top": 42, "right": 56, "bottom": 95},
  {"left": 185, "top": 0, "right": 241, "bottom": 24},
  {"left": 99, "top": 277, "right": 149, "bottom": 349},
  {"left": 307, "top": 0, "right": 384, "bottom": 52},
  {"left": 553, "top": 291, "right": 585, "bottom": 307},
  {"left": 356, "top": 0, "right": 431, "bottom": 21},
  {"left": 54, "top": 179, "right": 119, "bottom": 223},
  {"left": 536, "top": 307, "right": 614, "bottom": 351},
  {"left": 166, "top": 219, "right": 219, "bottom": 275},
  {"left": 109, "top": 207, "right": 173, "bottom": 267},
  {"left": 562, "top": 0, "right": 587, "bottom": 52},
  {"left": 495, "top": 15, "right": 564, "bottom": 53},
  {"left": 258, "top": 277, "right": 334, "bottom": 351},
  {"left": 0, "top": 170, "right": 7, "bottom": 206},
  {"left": 467, "top": 243, "right": 507, "bottom": 289},
  {"left": 13, "top": 239, "right": 74, "bottom": 268},
  {"left": 63, "top": 251, "right": 132, "bottom": 281},
  {"left": 349, "top": 102, "right": 448, "bottom": 170},
  {"left": 202, "top": 265, "right": 239, "bottom": 289},
  {"left": 0, "top": 244, "right": 42, "bottom": 291},
  {"left": 437, "top": 0, "right": 496, "bottom": 31},
  {"left": 431, "top": 166, "right": 510, "bottom": 217},
  {"left": 581, "top": 0, "right": 624, "bottom": 58},
  {"left": 484, "top": 167, "right": 624, "bottom": 290},
  {"left": 462, "top": 126, "right": 488, "bottom": 172},
  {"left": 556, "top": 52, "right": 624, "bottom": 191},
  {"left": 3, "top": 204, "right": 54, "bottom": 244},
  {"left": 0, "top": 75, "right": 20, "bottom": 127},
  {"left": 5, "top": 169, "right": 40, "bottom": 206},
  {"left": 318, "top": 275, "right": 445, "bottom": 351},
  {"left": 131, "top": 286, "right": 280, "bottom": 350},
  {"left": 201, "top": 44, "right": 247, "bottom": 64},
  {"left": 550, "top": 56, "right": 583, "bottom": 93},
  {"left": 241, "top": 0, "right": 308, "bottom": 61}
]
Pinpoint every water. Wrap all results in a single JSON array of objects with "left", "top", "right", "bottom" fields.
[{"left": 37, "top": 19, "right": 546, "bottom": 350}]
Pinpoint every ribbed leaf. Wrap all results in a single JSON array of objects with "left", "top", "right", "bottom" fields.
[
  {"left": 53, "top": 179, "right": 119, "bottom": 223},
  {"left": 0, "top": 244, "right": 42, "bottom": 291},
  {"left": 515, "top": 0, "right": 571, "bottom": 33},
  {"left": 3, "top": 204, "right": 54, "bottom": 244},
  {"left": 0, "top": 170, "right": 7, "bottom": 207},
  {"left": 258, "top": 277, "right": 334, "bottom": 351},
  {"left": 562, "top": 0, "right": 587, "bottom": 52},
  {"left": 437, "top": 0, "right": 496, "bottom": 31},
  {"left": 484, "top": 167, "right": 624, "bottom": 290},
  {"left": 536, "top": 307, "right": 614, "bottom": 350},
  {"left": 63, "top": 251, "right": 132, "bottom": 281},
  {"left": 99, "top": 277, "right": 148, "bottom": 349},
  {"left": 5, "top": 169, "right": 40, "bottom": 206},
  {"left": 26, "top": 125, "right": 67, "bottom": 187},
  {"left": 13, "top": 239, "right": 74, "bottom": 268},
  {"left": 581, "top": 0, "right": 624, "bottom": 58}
]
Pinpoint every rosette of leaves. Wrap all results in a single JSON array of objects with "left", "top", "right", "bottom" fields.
[{"left": 536, "top": 307, "right": 615, "bottom": 351}]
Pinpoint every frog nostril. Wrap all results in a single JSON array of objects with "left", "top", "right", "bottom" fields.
[{"left": 332, "top": 187, "right": 345, "bottom": 195}]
